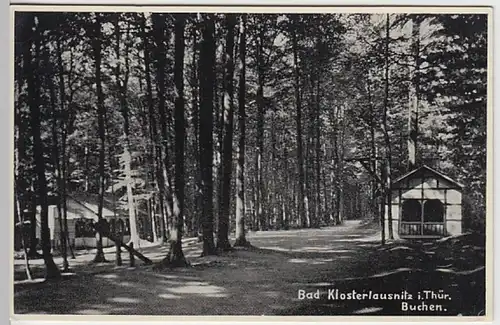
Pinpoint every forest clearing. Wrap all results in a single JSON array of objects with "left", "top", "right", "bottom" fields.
[{"left": 12, "top": 8, "right": 488, "bottom": 317}]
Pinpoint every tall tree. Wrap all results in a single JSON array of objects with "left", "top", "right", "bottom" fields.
[
  {"left": 199, "top": 14, "right": 217, "bottom": 256},
  {"left": 290, "top": 17, "right": 309, "bottom": 228},
  {"left": 164, "top": 14, "right": 188, "bottom": 266},
  {"left": 189, "top": 19, "right": 202, "bottom": 238},
  {"left": 152, "top": 13, "right": 175, "bottom": 238},
  {"left": 90, "top": 13, "right": 108, "bottom": 263},
  {"left": 254, "top": 21, "right": 267, "bottom": 231},
  {"left": 23, "top": 13, "right": 61, "bottom": 278},
  {"left": 382, "top": 14, "right": 394, "bottom": 240},
  {"left": 14, "top": 36, "right": 32, "bottom": 278},
  {"left": 313, "top": 37, "right": 324, "bottom": 228},
  {"left": 44, "top": 43, "right": 69, "bottom": 271},
  {"left": 142, "top": 13, "right": 167, "bottom": 243},
  {"left": 114, "top": 15, "right": 140, "bottom": 248},
  {"left": 217, "top": 14, "right": 237, "bottom": 251},
  {"left": 234, "top": 14, "right": 250, "bottom": 247},
  {"left": 421, "top": 14, "right": 487, "bottom": 229},
  {"left": 407, "top": 16, "right": 420, "bottom": 171},
  {"left": 55, "top": 35, "right": 74, "bottom": 260}
]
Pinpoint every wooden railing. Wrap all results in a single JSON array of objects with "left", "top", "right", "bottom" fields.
[{"left": 400, "top": 222, "right": 445, "bottom": 237}]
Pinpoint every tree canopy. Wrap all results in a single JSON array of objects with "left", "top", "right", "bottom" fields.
[{"left": 14, "top": 12, "right": 488, "bottom": 275}]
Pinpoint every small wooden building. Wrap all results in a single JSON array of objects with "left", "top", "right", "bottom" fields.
[
  {"left": 32, "top": 194, "right": 131, "bottom": 250},
  {"left": 385, "top": 165, "right": 463, "bottom": 239}
]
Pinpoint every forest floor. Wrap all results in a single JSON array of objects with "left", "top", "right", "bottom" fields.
[{"left": 13, "top": 220, "right": 486, "bottom": 316}]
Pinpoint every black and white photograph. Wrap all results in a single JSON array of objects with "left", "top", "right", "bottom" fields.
[{"left": 11, "top": 6, "right": 492, "bottom": 319}]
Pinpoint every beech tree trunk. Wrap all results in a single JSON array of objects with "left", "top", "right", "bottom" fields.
[
  {"left": 14, "top": 60, "right": 32, "bottom": 279},
  {"left": 407, "top": 16, "right": 421, "bottom": 171},
  {"left": 234, "top": 14, "right": 250, "bottom": 247},
  {"left": 314, "top": 69, "right": 322, "bottom": 228},
  {"left": 45, "top": 45, "right": 69, "bottom": 271},
  {"left": 291, "top": 22, "right": 308, "bottom": 228},
  {"left": 91, "top": 14, "right": 108, "bottom": 263},
  {"left": 337, "top": 106, "right": 346, "bottom": 225},
  {"left": 142, "top": 14, "right": 167, "bottom": 243},
  {"left": 382, "top": 14, "right": 394, "bottom": 240},
  {"left": 15, "top": 184, "right": 32, "bottom": 280},
  {"left": 190, "top": 24, "right": 202, "bottom": 238},
  {"left": 56, "top": 38, "right": 74, "bottom": 260},
  {"left": 115, "top": 17, "right": 140, "bottom": 248},
  {"left": 24, "top": 14, "right": 61, "bottom": 278},
  {"left": 199, "top": 14, "right": 217, "bottom": 256},
  {"left": 217, "top": 14, "right": 236, "bottom": 251},
  {"left": 152, "top": 13, "right": 175, "bottom": 239},
  {"left": 255, "top": 25, "right": 266, "bottom": 231},
  {"left": 366, "top": 76, "right": 379, "bottom": 221},
  {"left": 164, "top": 14, "right": 188, "bottom": 266}
]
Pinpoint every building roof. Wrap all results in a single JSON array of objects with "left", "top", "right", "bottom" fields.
[
  {"left": 35, "top": 192, "right": 149, "bottom": 221},
  {"left": 392, "top": 165, "right": 464, "bottom": 188},
  {"left": 66, "top": 195, "right": 116, "bottom": 220}
]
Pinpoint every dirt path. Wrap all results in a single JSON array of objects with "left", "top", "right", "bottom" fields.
[
  {"left": 14, "top": 220, "right": 382, "bottom": 315},
  {"left": 14, "top": 220, "right": 484, "bottom": 316}
]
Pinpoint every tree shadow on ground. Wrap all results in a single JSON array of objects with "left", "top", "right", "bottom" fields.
[
  {"left": 14, "top": 253, "right": 298, "bottom": 315},
  {"left": 13, "top": 224, "right": 485, "bottom": 316},
  {"left": 279, "top": 233, "right": 486, "bottom": 316}
]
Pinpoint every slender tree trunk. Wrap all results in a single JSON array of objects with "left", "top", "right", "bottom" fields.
[
  {"left": 15, "top": 54, "right": 32, "bottom": 246},
  {"left": 269, "top": 103, "right": 278, "bottom": 229},
  {"left": 22, "top": 24, "right": 40, "bottom": 259},
  {"left": 114, "top": 17, "right": 140, "bottom": 248},
  {"left": 15, "top": 73, "right": 32, "bottom": 279},
  {"left": 15, "top": 184, "right": 32, "bottom": 280},
  {"left": 91, "top": 14, "right": 108, "bottom": 263},
  {"left": 252, "top": 173, "right": 258, "bottom": 230},
  {"left": 152, "top": 13, "right": 175, "bottom": 239},
  {"left": 27, "top": 187, "right": 39, "bottom": 258},
  {"left": 217, "top": 14, "right": 237, "bottom": 251},
  {"left": 330, "top": 157, "right": 336, "bottom": 223},
  {"left": 141, "top": 80, "right": 158, "bottom": 243},
  {"left": 84, "top": 137, "right": 89, "bottom": 192},
  {"left": 331, "top": 105, "right": 339, "bottom": 224},
  {"left": 334, "top": 105, "right": 345, "bottom": 225},
  {"left": 216, "top": 61, "right": 224, "bottom": 237},
  {"left": 163, "top": 14, "right": 188, "bottom": 266},
  {"left": 314, "top": 72, "right": 322, "bottom": 228},
  {"left": 382, "top": 14, "right": 394, "bottom": 240},
  {"left": 291, "top": 22, "right": 308, "bottom": 229},
  {"left": 379, "top": 161, "right": 386, "bottom": 245},
  {"left": 282, "top": 143, "right": 290, "bottom": 229},
  {"left": 338, "top": 106, "right": 346, "bottom": 225},
  {"left": 407, "top": 16, "right": 420, "bottom": 171},
  {"left": 24, "top": 14, "right": 61, "bottom": 278},
  {"left": 56, "top": 38, "right": 74, "bottom": 260},
  {"left": 190, "top": 24, "right": 202, "bottom": 238},
  {"left": 199, "top": 14, "right": 217, "bottom": 256},
  {"left": 214, "top": 39, "right": 223, "bottom": 233},
  {"left": 305, "top": 76, "right": 316, "bottom": 227},
  {"left": 46, "top": 50, "right": 69, "bottom": 271},
  {"left": 367, "top": 76, "right": 379, "bottom": 221},
  {"left": 323, "top": 168, "right": 329, "bottom": 225},
  {"left": 321, "top": 144, "right": 328, "bottom": 225},
  {"left": 255, "top": 26, "right": 266, "bottom": 231},
  {"left": 234, "top": 16, "right": 249, "bottom": 241},
  {"left": 150, "top": 199, "right": 158, "bottom": 242},
  {"left": 142, "top": 14, "right": 167, "bottom": 243}
]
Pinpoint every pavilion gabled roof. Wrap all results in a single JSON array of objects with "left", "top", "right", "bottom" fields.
[{"left": 392, "top": 165, "right": 464, "bottom": 189}]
